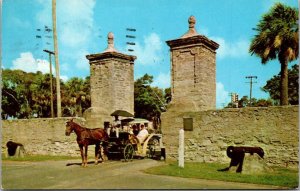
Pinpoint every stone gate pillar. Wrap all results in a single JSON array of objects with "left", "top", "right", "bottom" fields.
[
  {"left": 85, "top": 32, "right": 136, "bottom": 128},
  {"left": 166, "top": 16, "right": 219, "bottom": 112},
  {"left": 162, "top": 16, "right": 219, "bottom": 159}
]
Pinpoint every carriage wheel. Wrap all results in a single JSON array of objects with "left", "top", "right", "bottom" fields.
[{"left": 124, "top": 144, "right": 134, "bottom": 161}]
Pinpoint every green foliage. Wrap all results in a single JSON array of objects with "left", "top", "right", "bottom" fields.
[
  {"left": 1, "top": 69, "right": 91, "bottom": 119},
  {"left": 226, "top": 96, "right": 274, "bottom": 108},
  {"left": 262, "top": 64, "right": 299, "bottom": 105},
  {"left": 249, "top": 3, "right": 298, "bottom": 105},
  {"left": 144, "top": 162, "right": 298, "bottom": 188},
  {"left": 249, "top": 3, "right": 298, "bottom": 64},
  {"left": 62, "top": 76, "right": 91, "bottom": 117},
  {"left": 164, "top": 87, "right": 172, "bottom": 104},
  {"left": 134, "top": 74, "right": 168, "bottom": 121}
]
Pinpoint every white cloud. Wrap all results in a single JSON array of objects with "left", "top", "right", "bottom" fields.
[
  {"left": 75, "top": 50, "right": 90, "bottom": 69},
  {"left": 58, "top": 0, "right": 96, "bottom": 48},
  {"left": 152, "top": 72, "right": 170, "bottom": 89},
  {"left": 216, "top": 82, "right": 230, "bottom": 109},
  {"left": 134, "top": 33, "right": 163, "bottom": 65},
  {"left": 60, "top": 75, "right": 69, "bottom": 82},
  {"left": 199, "top": 28, "right": 250, "bottom": 59},
  {"left": 211, "top": 37, "right": 250, "bottom": 59},
  {"left": 35, "top": 0, "right": 51, "bottom": 27},
  {"left": 12, "top": 52, "right": 50, "bottom": 74},
  {"left": 35, "top": 0, "right": 96, "bottom": 74}
]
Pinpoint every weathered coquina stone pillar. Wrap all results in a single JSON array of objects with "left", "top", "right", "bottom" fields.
[
  {"left": 85, "top": 32, "right": 136, "bottom": 128},
  {"left": 166, "top": 16, "right": 219, "bottom": 112},
  {"left": 162, "top": 16, "right": 219, "bottom": 159}
]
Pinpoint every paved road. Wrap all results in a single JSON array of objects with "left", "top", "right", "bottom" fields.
[{"left": 2, "top": 159, "right": 284, "bottom": 189}]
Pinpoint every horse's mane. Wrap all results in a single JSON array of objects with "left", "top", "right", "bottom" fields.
[{"left": 70, "top": 120, "right": 103, "bottom": 131}]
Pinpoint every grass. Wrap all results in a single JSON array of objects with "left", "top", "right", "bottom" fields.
[
  {"left": 2, "top": 154, "right": 79, "bottom": 162},
  {"left": 144, "top": 161, "right": 299, "bottom": 188}
]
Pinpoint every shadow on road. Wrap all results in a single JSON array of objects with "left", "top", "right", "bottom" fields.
[{"left": 66, "top": 161, "right": 103, "bottom": 166}]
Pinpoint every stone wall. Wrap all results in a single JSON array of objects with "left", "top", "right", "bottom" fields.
[
  {"left": 2, "top": 117, "right": 87, "bottom": 156},
  {"left": 161, "top": 106, "right": 299, "bottom": 168}
]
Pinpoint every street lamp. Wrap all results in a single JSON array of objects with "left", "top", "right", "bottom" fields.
[{"left": 43, "top": 49, "right": 55, "bottom": 118}]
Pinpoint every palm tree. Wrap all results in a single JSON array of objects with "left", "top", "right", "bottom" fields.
[{"left": 249, "top": 3, "right": 298, "bottom": 105}]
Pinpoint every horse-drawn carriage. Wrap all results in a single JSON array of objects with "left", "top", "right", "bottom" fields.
[
  {"left": 106, "top": 131, "right": 165, "bottom": 161},
  {"left": 65, "top": 116, "right": 165, "bottom": 167}
]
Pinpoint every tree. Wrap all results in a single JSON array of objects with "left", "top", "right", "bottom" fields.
[
  {"left": 134, "top": 74, "right": 166, "bottom": 120},
  {"left": 1, "top": 69, "right": 91, "bottom": 119},
  {"left": 2, "top": 69, "right": 53, "bottom": 118},
  {"left": 253, "top": 99, "right": 273, "bottom": 107},
  {"left": 249, "top": 3, "right": 298, "bottom": 105},
  {"left": 262, "top": 64, "right": 298, "bottom": 105},
  {"left": 164, "top": 87, "right": 172, "bottom": 104},
  {"left": 232, "top": 96, "right": 273, "bottom": 108},
  {"left": 62, "top": 77, "right": 91, "bottom": 117}
]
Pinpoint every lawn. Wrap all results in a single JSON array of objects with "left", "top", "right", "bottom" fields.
[{"left": 144, "top": 161, "right": 299, "bottom": 188}]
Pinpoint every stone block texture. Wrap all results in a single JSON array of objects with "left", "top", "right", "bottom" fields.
[
  {"left": 161, "top": 106, "right": 299, "bottom": 168},
  {"left": 85, "top": 32, "right": 136, "bottom": 128},
  {"left": 166, "top": 16, "right": 219, "bottom": 112},
  {"left": 2, "top": 117, "right": 86, "bottom": 156}
]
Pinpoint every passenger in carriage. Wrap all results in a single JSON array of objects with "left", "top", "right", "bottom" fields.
[
  {"left": 132, "top": 124, "right": 139, "bottom": 136},
  {"left": 137, "top": 124, "right": 149, "bottom": 143}
]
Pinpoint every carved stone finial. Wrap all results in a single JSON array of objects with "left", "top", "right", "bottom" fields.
[
  {"left": 181, "top": 15, "right": 199, "bottom": 38},
  {"left": 104, "top": 32, "right": 117, "bottom": 52},
  {"left": 188, "top": 16, "right": 196, "bottom": 29}
]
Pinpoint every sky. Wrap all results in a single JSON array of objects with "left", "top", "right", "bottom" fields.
[{"left": 2, "top": 0, "right": 299, "bottom": 109}]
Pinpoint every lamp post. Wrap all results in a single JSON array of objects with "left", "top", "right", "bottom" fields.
[{"left": 43, "top": 49, "right": 55, "bottom": 118}]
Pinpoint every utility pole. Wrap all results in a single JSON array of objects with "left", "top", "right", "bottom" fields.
[
  {"left": 245, "top": 76, "right": 257, "bottom": 107},
  {"left": 52, "top": 0, "right": 61, "bottom": 117},
  {"left": 43, "top": 49, "right": 55, "bottom": 118}
]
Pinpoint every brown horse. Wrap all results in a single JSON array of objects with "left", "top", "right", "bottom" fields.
[{"left": 65, "top": 119, "right": 109, "bottom": 167}]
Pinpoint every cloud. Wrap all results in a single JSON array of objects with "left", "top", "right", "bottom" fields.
[
  {"left": 216, "top": 82, "right": 230, "bottom": 109},
  {"left": 211, "top": 37, "right": 250, "bottom": 59},
  {"left": 58, "top": 0, "right": 96, "bottom": 48},
  {"left": 35, "top": 0, "right": 96, "bottom": 74},
  {"left": 60, "top": 75, "right": 69, "bottom": 82},
  {"left": 12, "top": 52, "right": 51, "bottom": 74},
  {"left": 134, "top": 33, "right": 163, "bottom": 65},
  {"left": 152, "top": 72, "right": 170, "bottom": 89},
  {"left": 75, "top": 50, "right": 90, "bottom": 69},
  {"left": 199, "top": 28, "right": 250, "bottom": 59}
]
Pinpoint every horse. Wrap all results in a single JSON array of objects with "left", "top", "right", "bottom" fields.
[{"left": 65, "top": 119, "right": 109, "bottom": 167}]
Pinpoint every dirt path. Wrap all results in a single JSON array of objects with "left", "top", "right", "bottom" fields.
[{"left": 2, "top": 159, "right": 285, "bottom": 189}]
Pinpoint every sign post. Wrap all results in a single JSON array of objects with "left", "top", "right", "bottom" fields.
[{"left": 178, "top": 128, "right": 184, "bottom": 168}]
